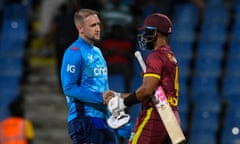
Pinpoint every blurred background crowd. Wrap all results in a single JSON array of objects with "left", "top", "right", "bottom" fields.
[{"left": 1, "top": 0, "right": 240, "bottom": 144}]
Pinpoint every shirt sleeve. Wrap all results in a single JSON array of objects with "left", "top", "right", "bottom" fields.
[
  {"left": 145, "top": 52, "right": 163, "bottom": 78},
  {"left": 61, "top": 47, "right": 103, "bottom": 103}
]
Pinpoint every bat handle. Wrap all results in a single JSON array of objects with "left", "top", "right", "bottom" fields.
[{"left": 134, "top": 51, "right": 146, "bottom": 72}]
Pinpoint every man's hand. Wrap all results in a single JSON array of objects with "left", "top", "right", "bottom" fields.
[{"left": 102, "top": 90, "right": 115, "bottom": 105}]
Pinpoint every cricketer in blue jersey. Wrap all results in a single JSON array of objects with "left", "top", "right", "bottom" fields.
[{"left": 60, "top": 8, "right": 116, "bottom": 144}]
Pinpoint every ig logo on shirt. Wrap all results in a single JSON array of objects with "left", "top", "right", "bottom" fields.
[{"left": 67, "top": 64, "right": 76, "bottom": 73}]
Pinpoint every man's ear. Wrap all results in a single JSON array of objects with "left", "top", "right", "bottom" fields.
[{"left": 77, "top": 25, "right": 83, "bottom": 33}]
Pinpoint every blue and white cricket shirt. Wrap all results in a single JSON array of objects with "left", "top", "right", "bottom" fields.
[{"left": 61, "top": 37, "right": 108, "bottom": 122}]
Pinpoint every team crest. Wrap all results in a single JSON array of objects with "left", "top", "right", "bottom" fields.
[{"left": 88, "top": 54, "right": 93, "bottom": 62}]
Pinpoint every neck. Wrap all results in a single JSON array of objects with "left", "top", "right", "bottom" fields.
[
  {"left": 155, "top": 38, "right": 168, "bottom": 50},
  {"left": 80, "top": 34, "right": 94, "bottom": 45}
]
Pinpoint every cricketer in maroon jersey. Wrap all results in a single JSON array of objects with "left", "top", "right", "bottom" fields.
[
  {"left": 129, "top": 44, "right": 180, "bottom": 144},
  {"left": 103, "top": 13, "right": 182, "bottom": 144}
]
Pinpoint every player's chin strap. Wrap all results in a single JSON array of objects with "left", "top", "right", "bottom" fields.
[{"left": 107, "top": 92, "right": 130, "bottom": 129}]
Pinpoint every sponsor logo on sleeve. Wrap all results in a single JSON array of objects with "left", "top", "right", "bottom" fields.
[{"left": 67, "top": 64, "right": 76, "bottom": 73}]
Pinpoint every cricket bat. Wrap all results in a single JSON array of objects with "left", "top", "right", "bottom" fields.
[{"left": 134, "top": 51, "right": 186, "bottom": 144}]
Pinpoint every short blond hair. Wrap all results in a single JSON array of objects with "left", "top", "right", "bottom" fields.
[{"left": 74, "top": 8, "right": 99, "bottom": 27}]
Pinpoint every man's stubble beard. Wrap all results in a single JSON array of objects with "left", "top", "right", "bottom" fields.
[{"left": 86, "top": 33, "right": 101, "bottom": 44}]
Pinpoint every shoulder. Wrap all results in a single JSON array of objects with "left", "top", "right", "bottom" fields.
[
  {"left": 93, "top": 46, "right": 101, "bottom": 53},
  {"left": 63, "top": 45, "right": 82, "bottom": 59},
  {"left": 64, "top": 39, "right": 83, "bottom": 56},
  {"left": 65, "top": 38, "right": 87, "bottom": 52},
  {"left": 62, "top": 44, "right": 83, "bottom": 66},
  {"left": 147, "top": 50, "right": 164, "bottom": 62}
]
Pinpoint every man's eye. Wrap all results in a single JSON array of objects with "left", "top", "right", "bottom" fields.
[{"left": 91, "top": 23, "right": 101, "bottom": 27}]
